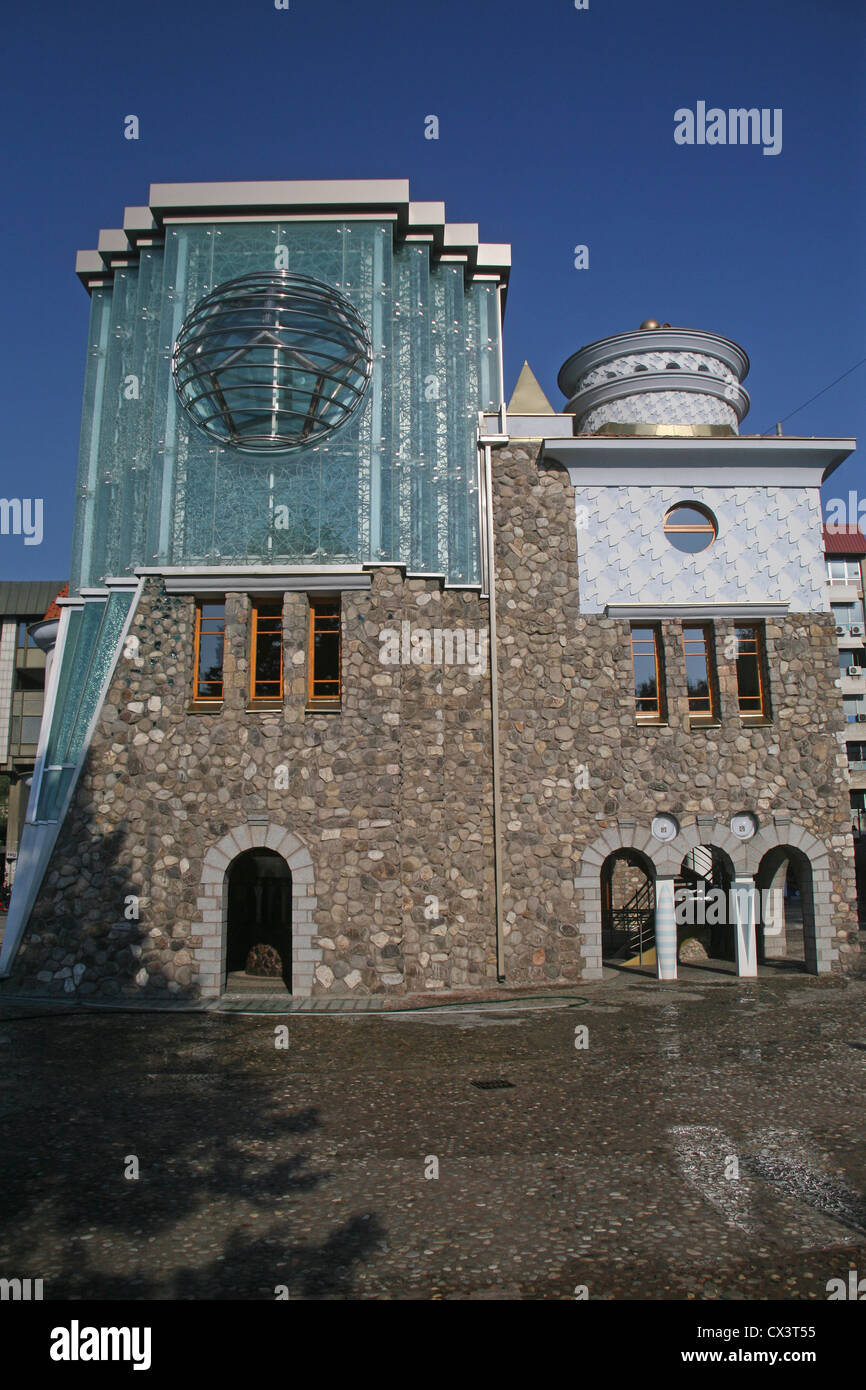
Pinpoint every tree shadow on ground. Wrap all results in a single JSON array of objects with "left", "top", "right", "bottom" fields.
[{"left": 0, "top": 1012, "right": 386, "bottom": 1298}]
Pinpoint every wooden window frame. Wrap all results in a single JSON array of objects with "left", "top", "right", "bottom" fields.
[
  {"left": 682, "top": 623, "right": 719, "bottom": 724},
  {"left": 663, "top": 503, "right": 717, "bottom": 553},
  {"left": 307, "top": 597, "right": 341, "bottom": 706},
  {"left": 631, "top": 625, "right": 666, "bottom": 724},
  {"left": 192, "top": 600, "right": 226, "bottom": 704},
  {"left": 249, "top": 599, "right": 284, "bottom": 704},
  {"left": 734, "top": 622, "right": 769, "bottom": 721}
]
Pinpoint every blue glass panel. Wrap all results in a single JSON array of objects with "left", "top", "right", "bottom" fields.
[
  {"left": 71, "top": 221, "right": 500, "bottom": 589},
  {"left": 34, "top": 593, "right": 134, "bottom": 822},
  {"left": 65, "top": 591, "right": 134, "bottom": 759}
]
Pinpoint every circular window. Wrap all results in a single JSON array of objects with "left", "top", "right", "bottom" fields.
[
  {"left": 664, "top": 503, "right": 717, "bottom": 553},
  {"left": 172, "top": 271, "right": 372, "bottom": 454},
  {"left": 651, "top": 815, "right": 679, "bottom": 842}
]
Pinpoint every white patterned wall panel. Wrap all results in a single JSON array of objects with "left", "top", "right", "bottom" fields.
[
  {"left": 581, "top": 392, "right": 737, "bottom": 434},
  {"left": 579, "top": 351, "right": 737, "bottom": 390},
  {"left": 575, "top": 485, "right": 827, "bottom": 613}
]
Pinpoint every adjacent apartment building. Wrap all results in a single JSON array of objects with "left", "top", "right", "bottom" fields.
[
  {"left": 825, "top": 524, "right": 866, "bottom": 921},
  {"left": 0, "top": 180, "right": 858, "bottom": 1003},
  {"left": 0, "top": 582, "right": 66, "bottom": 889}
]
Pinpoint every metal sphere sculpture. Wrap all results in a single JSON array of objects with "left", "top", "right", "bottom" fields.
[{"left": 171, "top": 271, "right": 372, "bottom": 454}]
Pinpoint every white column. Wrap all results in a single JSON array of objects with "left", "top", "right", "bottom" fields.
[
  {"left": 732, "top": 877, "right": 758, "bottom": 977},
  {"left": 655, "top": 876, "right": 678, "bottom": 980}
]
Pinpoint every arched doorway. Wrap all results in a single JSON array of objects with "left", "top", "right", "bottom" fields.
[
  {"left": 601, "top": 849, "right": 656, "bottom": 965},
  {"left": 225, "top": 848, "right": 292, "bottom": 991},
  {"left": 676, "top": 845, "right": 736, "bottom": 963},
  {"left": 754, "top": 845, "right": 813, "bottom": 970}
]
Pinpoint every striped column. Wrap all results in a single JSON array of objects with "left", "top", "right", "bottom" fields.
[
  {"left": 732, "top": 877, "right": 758, "bottom": 977},
  {"left": 655, "top": 876, "right": 678, "bottom": 980}
]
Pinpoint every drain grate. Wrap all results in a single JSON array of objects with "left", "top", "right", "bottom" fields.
[
  {"left": 847, "top": 1042, "right": 866, "bottom": 1052},
  {"left": 471, "top": 1078, "right": 515, "bottom": 1090}
]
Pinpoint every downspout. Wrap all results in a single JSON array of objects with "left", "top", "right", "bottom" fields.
[
  {"left": 483, "top": 441, "right": 506, "bottom": 981},
  {"left": 481, "top": 279, "right": 509, "bottom": 982}
]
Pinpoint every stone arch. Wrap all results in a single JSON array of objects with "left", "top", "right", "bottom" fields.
[
  {"left": 754, "top": 843, "right": 823, "bottom": 972},
  {"left": 573, "top": 818, "right": 836, "bottom": 979},
  {"left": 675, "top": 842, "right": 738, "bottom": 962},
  {"left": 746, "top": 823, "right": 834, "bottom": 973},
  {"left": 651, "top": 822, "right": 749, "bottom": 878},
  {"left": 600, "top": 847, "right": 656, "bottom": 965},
  {"left": 194, "top": 822, "right": 320, "bottom": 998},
  {"left": 741, "top": 821, "right": 830, "bottom": 877},
  {"left": 575, "top": 824, "right": 660, "bottom": 978}
]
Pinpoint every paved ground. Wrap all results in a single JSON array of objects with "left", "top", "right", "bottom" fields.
[{"left": 1, "top": 968, "right": 865, "bottom": 1300}]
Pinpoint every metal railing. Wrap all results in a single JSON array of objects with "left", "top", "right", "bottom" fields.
[{"left": 609, "top": 879, "right": 655, "bottom": 963}]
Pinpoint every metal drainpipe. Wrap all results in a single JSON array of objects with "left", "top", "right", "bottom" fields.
[{"left": 483, "top": 441, "right": 506, "bottom": 981}]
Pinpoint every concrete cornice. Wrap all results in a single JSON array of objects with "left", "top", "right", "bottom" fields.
[
  {"left": 135, "top": 564, "right": 372, "bottom": 595},
  {"left": 76, "top": 179, "right": 511, "bottom": 292},
  {"left": 605, "top": 602, "right": 791, "bottom": 620},
  {"left": 542, "top": 435, "right": 856, "bottom": 486}
]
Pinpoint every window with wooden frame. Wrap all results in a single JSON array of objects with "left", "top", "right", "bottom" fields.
[
  {"left": 663, "top": 503, "right": 717, "bottom": 553},
  {"left": 631, "top": 625, "right": 665, "bottom": 722},
  {"left": 682, "top": 624, "right": 718, "bottom": 722},
  {"left": 193, "top": 601, "right": 226, "bottom": 702},
  {"left": 308, "top": 598, "right": 341, "bottom": 704},
  {"left": 250, "top": 599, "right": 283, "bottom": 702},
  {"left": 734, "top": 623, "right": 769, "bottom": 719}
]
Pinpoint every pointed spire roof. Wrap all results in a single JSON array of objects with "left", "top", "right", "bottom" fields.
[{"left": 507, "top": 361, "right": 555, "bottom": 414}]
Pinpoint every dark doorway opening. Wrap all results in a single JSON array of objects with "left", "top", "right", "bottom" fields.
[
  {"left": 225, "top": 848, "right": 292, "bottom": 991},
  {"left": 677, "top": 844, "right": 735, "bottom": 963},
  {"left": 601, "top": 849, "right": 656, "bottom": 966},
  {"left": 755, "top": 845, "right": 813, "bottom": 971}
]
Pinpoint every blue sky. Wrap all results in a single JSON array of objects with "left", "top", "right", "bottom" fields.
[{"left": 2, "top": 0, "right": 864, "bottom": 580}]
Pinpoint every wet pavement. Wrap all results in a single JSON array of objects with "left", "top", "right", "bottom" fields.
[{"left": 1, "top": 969, "right": 865, "bottom": 1300}]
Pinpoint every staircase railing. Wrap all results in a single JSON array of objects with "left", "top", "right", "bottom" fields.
[{"left": 610, "top": 879, "right": 655, "bottom": 960}]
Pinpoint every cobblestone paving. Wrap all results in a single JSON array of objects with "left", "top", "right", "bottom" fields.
[{"left": 1, "top": 971, "right": 865, "bottom": 1300}]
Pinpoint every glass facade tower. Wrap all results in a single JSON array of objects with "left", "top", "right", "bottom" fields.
[{"left": 71, "top": 209, "right": 504, "bottom": 590}]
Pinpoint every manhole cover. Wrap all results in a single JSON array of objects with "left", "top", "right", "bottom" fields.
[{"left": 471, "top": 1079, "right": 515, "bottom": 1090}]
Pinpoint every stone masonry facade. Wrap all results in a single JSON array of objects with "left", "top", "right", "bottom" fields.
[
  {"left": 6, "top": 438, "right": 861, "bottom": 1000},
  {"left": 11, "top": 570, "right": 497, "bottom": 1000},
  {"left": 492, "top": 441, "right": 860, "bottom": 979}
]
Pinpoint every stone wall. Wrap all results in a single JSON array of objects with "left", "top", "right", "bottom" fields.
[
  {"left": 10, "top": 569, "right": 496, "bottom": 1000},
  {"left": 492, "top": 441, "right": 860, "bottom": 978},
  {"left": 6, "top": 438, "right": 860, "bottom": 1000}
]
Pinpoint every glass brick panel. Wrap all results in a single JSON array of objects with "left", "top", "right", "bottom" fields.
[{"left": 71, "top": 222, "right": 501, "bottom": 590}]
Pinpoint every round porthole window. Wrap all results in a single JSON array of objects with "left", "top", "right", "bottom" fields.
[
  {"left": 730, "top": 813, "right": 758, "bottom": 840},
  {"left": 172, "top": 271, "right": 372, "bottom": 455},
  {"left": 663, "top": 502, "right": 717, "bottom": 554},
  {"left": 651, "top": 814, "right": 679, "bottom": 842}
]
